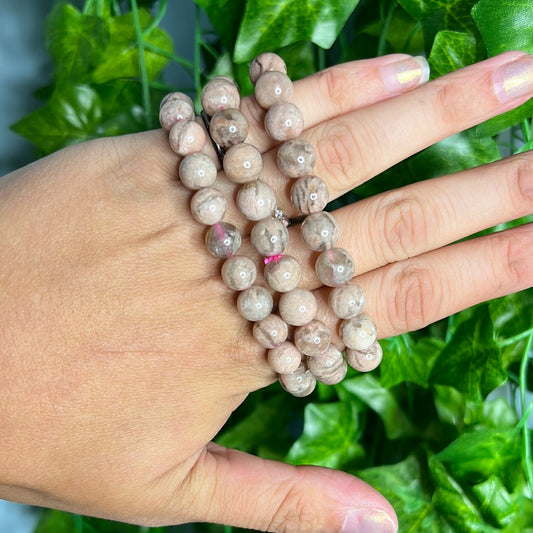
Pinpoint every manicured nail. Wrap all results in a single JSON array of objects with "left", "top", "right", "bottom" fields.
[
  {"left": 380, "top": 56, "right": 430, "bottom": 93},
  {"left": 493, "top": 54, "right": 533, "bottom": 103},
  {"left": 341, "top": 509, "right": 397, "bottom": 533}
]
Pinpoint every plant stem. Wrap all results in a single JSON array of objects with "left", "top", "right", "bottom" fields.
[
  {"left": 519, "top": 332, "right": 533, "bottom": 497},
  {"left": 498, "top": 327, "right": 533, "bottom": 347},
  {"left": 142, "top": 0, "right": 168, "bottom": 38},
  {"left": 377, "top": 0, "right": 397, "bottom": 56},
  {"left": 193, "top": 4, "right": 203, "bottom": 102},
  {"left": 142, "top": 42, "right": 195, "bottom": 73}
]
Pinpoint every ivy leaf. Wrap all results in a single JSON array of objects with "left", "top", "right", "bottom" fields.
[{"left": 428, "top": 30, "right": 480, "bottom": 79}]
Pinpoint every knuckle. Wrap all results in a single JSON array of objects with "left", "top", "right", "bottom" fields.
[
  {"left": 511, "top": 153, "right": 533, "bottom": 209},
  {"left": 491, "top": 232, "right": 527, "bottom": 291},
  {"left": 315, "top": 66, "right": 350, "bottom": 109},
  {"left": 432, "top": 79, "right": 468, "bottom": 126},
  {"left": 268, "top": 482, "right": 313, "bottom": 533}
]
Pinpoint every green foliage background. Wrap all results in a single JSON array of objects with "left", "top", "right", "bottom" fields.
[{"left": 10, "top": 0, "right": 533, "bottom": 531}]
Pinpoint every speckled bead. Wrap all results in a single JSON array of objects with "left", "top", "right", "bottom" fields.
[
  {"left": 276, "top": 139, "right": 315, "bottom": 178},
  {"left": 250, "top": 217, "right": 289, "bottom": 257},
  {"left": 190, "top": 187, "right": 226, "bottom": 225},
  {"left": 264, "top": 255, "right": 301, "bottom": 293},
  {"left": 237, "top": 286, "right": 273, "bottom": 322},
  {"left": 249, "top": 52, "right": 287, "bottom": 85},
  {"left": 253, "top": 314, "right": 289, "bottom": 349},
  {"left": 340, "top": 314, "right": 377, "bottom": 351},
  {"left": 169, "top": 119, "right": 207, "bottom": 157},
  {"left": 346, "top": 341, "right": 383, "bottom": 372},
  {"left": 328, "top": 283, "right": 365, "bottom": 319},
  {"left": 221, "top": 255, "right": 257, "bottom": 291},
  {"left": 209, "top": 108, "right": 248, "bottom": 149},
  {"left": 236, "top": 180, "right": 277, "bottom": 221},
  {"left": 201, "top": 76, "right": 240, "bottom": 117},
  {"left": 264, "top": 102, "right": 304, "bottom": 141},
  {"left": 306, "top": 345, "right": 347, "bottom": 385},
  {"left": 159, "top": 98, "right": 195, "bottom": 131},
  {"left": 205, "top": 222, "right": 241, "bottom": 258},
  {"left": 279, "top": 362, "right": 317, "bottom": 397},
  {"left": 294, "top": 319, "right": 331, "bottom": 356},
  {"left": 267, "top": 341, "right": 302, "bottom": 374},
  {"left": 254, "top": 71, "right": 293, "bottom": 109},
  {"left": 160, "top": 91, "right": 194, "bottom": 111},
  {"left": 179, "top": 152, "right": 217, "bottom": 190},
  {"left": 315, "top": 248, "right": 355, "bottom": 287},
  {"left": 278, "top": 288, "right": 317, "bottom": 326},
  {"left": 223, "top": 143, "right": 263, "bottom": 183},
  {"left": 290, "top": 175, "right": 329, "bottom": 215},
  {"left": 301, "top": 211, "right": 339, "bottom": 251}
]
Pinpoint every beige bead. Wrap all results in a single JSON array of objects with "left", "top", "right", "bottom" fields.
[
  {"left": 264, "top": 255, "right": 301, "bottom": 293},
  {"left": 201, "top": 76, "right": 240, "bottom": 117},
  {"left": 253, "top": 314, "right": 289, "bottom": 349},
  {"left": 306, "top": 345, "right": 347, "bottom": 385},
  {"left": 159, "top": 98, "right": 195, "bottom": 131},
  {"left": 169, "top": 120, "right": 206, "bottom": 156},
  {"left": 236, "top": 181, "right": 277, "bottom": 221},
  {"left": 254, "top": 71, "right": 293, "bottom": 109},
  {"left": 249, "top": 52, "right": 287, "bottom": 85},
  {"left": 278, "top": 288, "right": 317, "bottom": 326},
  {"left": 328, "top": 283, "right": 365, "bottom": 319},
  {"left": 346, "top": 341, "right": 383, "bottom": 372},
  {"left": 223, "top": 143, "right": 263, "bottom": 183},
  {"left": 209, "top": 108, "right": 248, "bottom": 149},
  {"left": 178, "top": 153, "right": 217, "bottom": 190},
  {"left": 294, "top": 319, "right": 331, "bottom": 356},
  {"left": 277, "top": 139, "right": 315, "bottom": 178},
  {"left": 190, "top": 187, "right": 226, "bottom": 225},
  {"left": 290, "top": 175, "right": 329, "bottom": 215},
  {"left": 340, "top": 314, "right": 377, "bottom": 351},
  {"left": 264, "top": 102, "right": 304, "bottom": 141},
  {"left": 301, "top": 211, "right": 338, "bottom": 251},
  {"left": 160, "top": 91, "right": 194, "bottom": 111},
  {"left": 267, "top": 341, "right": 302, "bottom": 374},
  {"left": 279, "top": 362, "right": 316, "bottom": 397},
  {"left": 221, "top": 255, "right": 257, "bottom": 291},
  {"left": 237, "top": 286, "right": 273, "bottom": 322},
  {"left": 250, "top": 217, "right": 289, "bottom": 257}
]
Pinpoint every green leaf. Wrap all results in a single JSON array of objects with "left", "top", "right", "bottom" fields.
[
  {"left": 473, "top": 99, "right": 533, "bottom": 141},
  {"left": 34, "top": 510, "right": 76, "bottom": 533},
  {"left": 428, "top": 30, "right": 480, "bottom": 79}
]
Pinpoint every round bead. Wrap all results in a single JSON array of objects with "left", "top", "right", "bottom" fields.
[
  {"left": 250, "top": 218, "right": 289, "bottom": 257},
  {"left": 264, "top": 102, "right": 304, "bottom": 141},
  {"left": 306, "top": 345, "right": 347, "bottom": 385},
  {"left": 279, "top": 362, "right": 316, "bottom": 397},
  {"left": 249, "top": 52, "right": 287, "bottom": 85},
  {"left": 340, "top": 314, "right": 377, "bottom": 351},
  {"left": 169, "top": 120, "right": 207, "bottom": 157},
  {"left": 201, "top": 76, "right": 240, "bottom": 117},
  {"left": 223, "top": 143, "right": 263, "bottom": 183},
  {"left": 346, "top": 341, "right": 383, "bottom": 372},
  {"left": 205, "top": 222, "right": 241, "bottom": 258},
  {"left": 160, "top": 91, "right": 194, "bottom": 111},
  {"left": 294, "top": 319, "right": 331, "bottom": 356},
  {"left": 278, "top": 288, "right": 317, "bottom": 326},
  {"left": 264, "top": 255, "right": 301, "bottom": 293},
  {"left": 221, "top": 256, "right": 257, "bottom": 291},
  {"left": 267, "top": 341, "right": 302, "bottom": 374},
  {"left": 301, "top": 211, "right": 339, "bottom": 251},
  {"left": 190, "top": 187, "right": 226, "bottom": 225},
  {"left": 328, "top": 283, "right": 365, "bottom": 319},
  {"left": 209, "top": 108, "right": 248, "bottom": 149},
  {"left": 237, "top": 286, "right": 273, "bottom": 322},
  {"left": 159, "top": 98, "right": 195, "bottom": 131},
  {"left": 253, "top": 314, "right": 289, "bottom": 349},
  {"left": 277, "top": 139, "right": 315, "bottom": 178},
  {"left": 290, "top": 175, "right": 329, "bottom": 214},
  {"left": 254, "top": 71, "right": 293, "bottom": 109},
  {"left": 179, "top": 153, "right": 217, "bottom": 190},
  {"left": 315, "top": 248, "right": 355, "bottom": 287},
  {"left": 236, "top": 181, "right": 277, "bottom": 221}
]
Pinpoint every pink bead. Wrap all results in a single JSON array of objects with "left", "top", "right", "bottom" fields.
[
  {"left": 279, "top": 362, "right": 316, "bottom": 397},
  {"left": 328, "top": 283, "right": 365, "bottom": 319},
  {"left": 178, "top": 152, "right": 217, "bottom": 190},
  {"left": 254, "top": 71, "right": 293, "bottom": 109},
  {"left": 340, "top": 314, "right": 377, "bottom": 351},
  {"left": 301, "top": 211, "right": 338, "bottom": 251},
  {"left": 315, "top": 248, "right": 355, "bottom": 287},
  {"left": 264, "top": 102, "right": 304, "bottom": 141},
  {"left": 253, "top": 314, "right": 289, "bottom": 349},
  {"left": 294, "top": 319, "right": 331, "bottom": 356},
  {"left": 221, "top": 256, "right": 257, "bottom": 291},
  {"left": 159, "top": 98, "right": 195, "bottom": 131},
  {"left": 205, "top": 222, "right": 241, "bottom": 258},
  {"left": 346, "top": 341, "right": 383, "bottom": 372},
  {"left": 237, "top": 286, "right": 273, "bottom": 322},
  {"left": 190, "top": 187, "right": 226, "bottom": 225},
  {"left": 250, "top": 218, "right": 289, "bottom": 257},
  {"left": 267, "top": 341, "right": 302, "bottom": 374},
  {"left": 223, "top": 143, "right": 263, "bottom": 183},
  {"left": 168, "top": 120, "right": 206, "bottom": 156},
  {"left": 201, "top": 76, "right": 240, "bottom": 117},
  {"left": 306, "top": 345, "right": 347, "bottom": 385},
  {"left": 278, "top": 288, "right": 317, "bottom": 326},
  {"left": 264, "top": 255, "right": 301, "bottom": 293},
  {"left": 249, "top": 53, "right": 287, "bottom": 85},
  {"left": 236, "top": 181, "right": 277, "bottom": 221}
]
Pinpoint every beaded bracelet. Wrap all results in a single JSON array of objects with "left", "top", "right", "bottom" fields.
[{"left": 159, "top": 53, "right": 382, "bottom": 397}]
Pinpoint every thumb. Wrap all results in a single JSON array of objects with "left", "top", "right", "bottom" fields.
[{"left": 178, "top": 443, "right": 398, "bottom": 533}]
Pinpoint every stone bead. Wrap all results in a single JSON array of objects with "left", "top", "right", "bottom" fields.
[
  {"left": 190, "top": 187, "right": 226, "bottom": 225},
  {"left": 253, "top": 314, "right": 289, "bottom": 349},
  {"left": 340, "top": 314, "right": 377, "bottom": 351},
  {"left": 223, "top": 143, "right": 263, "bottom": 183},
  {"left": 160, "top": 91, "right": 195, "bottom": 111},
  {"left": 301, "top": 211, "right": 339, "bottom": 251},
  {"left": 306, "top": 345, "right": 347, "bottom": 385},
  {"left": 276, "top": 139, "right": 315, "bottom": 178},
  {"left": 294, "top": 319, "right": 331, "bottom": 356},
  {"left": 278, "top": 288, "right": 317, "bottom": 326},
  {"left": 328, "top": 283, "right": 365, "bottom": 319},
  {"left": 237, "top": 286, "right": 273, "bottom": 322},
  {"left": 221, "top": 255, "right": 257, "bottom": 291},
  {"left": 249, "top": 52, "right": 287, "bottom": 85},
  {"left": 279, "top": 362, "right": 317, "bottom": 397},
  {"left": 346, "top": 341, "right": 383, "bottom": 372},
  {"left": 178, "top": 153, "right": 217, "bottom": 190},
  {"left": 168, "top": 119, "right": 206, "bottom": 157},
  {"left": 159, "top": 98, "right": 195, "bottom": 131},
  {"left": 290, "top": 175, "right": 329, "bottom": 215},
  {"left": 264, "top": 255, "right": 301, "bottom": 293},
  {"left": 236, "top": 180, "right": 277, "bottom": 221},
  {"left": 205, "top": 222, "right": 241, "bottom": 258},
  {"left": 209, "top": 108, "right": 248, "bottom": 149},
  {"left": 315, "top": 248, "right": 355, "bottom": 287},
  {"left": 254, "top": 71, "right": 293, "bottom": 109},
  {"left": 264, "top": 102, "right": 304, "bottom": 141},
  {"left": 267, "top": 341, "right": 302, "bottom": 374},
  {"left": 250, "top": 218, "right": 289, "bottom": 257},
  {"left": 201, "top": 76, "right": 240, "bottom": 117}
]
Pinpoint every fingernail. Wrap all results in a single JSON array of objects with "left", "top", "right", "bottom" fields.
[
  {"left": 380, "top": 56, "right": 430, "bottom": 93},
  {"left": 493, "top": 54, "right": 533, "bottom": 103},
  {"left": 341, "top": 509, "right": 397, "bottom": 533}
]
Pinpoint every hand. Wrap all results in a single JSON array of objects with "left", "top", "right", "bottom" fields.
[{"left": 0, "top": 51, "right": 531, "bottom": 532}]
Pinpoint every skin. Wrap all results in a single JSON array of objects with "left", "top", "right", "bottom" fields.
[{"left": 0, "top": 52, "right": 532, "bottom": 532}]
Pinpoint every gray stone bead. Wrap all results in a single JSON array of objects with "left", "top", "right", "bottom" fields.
[
  {"left": 201, "top": 76, "right": 240, "bottom": 117},
  {"left": 264, "top": 102, "right": 304, "bottom": 141},
  {"left": 301, "top": 211, "right": 339, "bottom": 251},
  {"left": 205, "top": 222, "right": 241, "bottom": 258},
  {"left": 249, "top": 52, "right": 287, "bottom": 85},
  {"left": 290, "top": 175, "right": 329, "bottom": 215},
  {"left": 328, "top": 283, "right": 365, "bottom": 319},
  {"left": 250, "top": 218, "right": 289, "bottom": 257},
  {"left": 190, "top": 187, "right": 226, "bottom": 225},
  {"left": 294, "top": 319, "right": 331, "bottom": 356},
  {"left": 264, "top": 255, "right": 301, "bottom": 293},
  {"left": 223, "top": 143, "right": 263, "bottom": 183},
  {"left": 276, "top": 139, "right": 315, "bottom": 178},
  {"left": 267, "top": 341, "right": 302, "bottom": 374},
  {"left": 236, "top": 180, "right": 277, "bottom": 221},
  {"left": 340, "top": 314, "right": 377, "bottom": 351},
  {"left": 159, "top": 98, "right": 195, "bottom": 131},
  {"left": 278, "top": 288, "right": 317, "bottom": 326},
  {"left": 315, "top": 248, "right": 355, "bottom": 287},
  {"left": 306, "top": 345, "right": 347, "bottom": 385},
  {"left": 209, "top": 108, "right": 249, "bottom": 149},
  {"left": 254, "top": 71, "right": 293, "bottom": 109},
  {"left": 221, "top": 256, "right": 257, "bottom": 291},
  {"left": 160, "top": 91, "right": 195, "bottom": 111},
  {"left": 346, "top": 341, "right": 383, "bottom": 372},
  {"left": 253, "top": 314, "right": 289, "bottom": 349},
  {"left": 237, "top": 286, "right": 273, "bottom": 322},
  {"left": 179, "top": 153, "right": 218, "bottom": 190},
  {"left": 168, "top": 119, "right": 206, "bottom": 157},
  {"left": 279, "top": 362, "right": 317, "bottom": 397}
]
